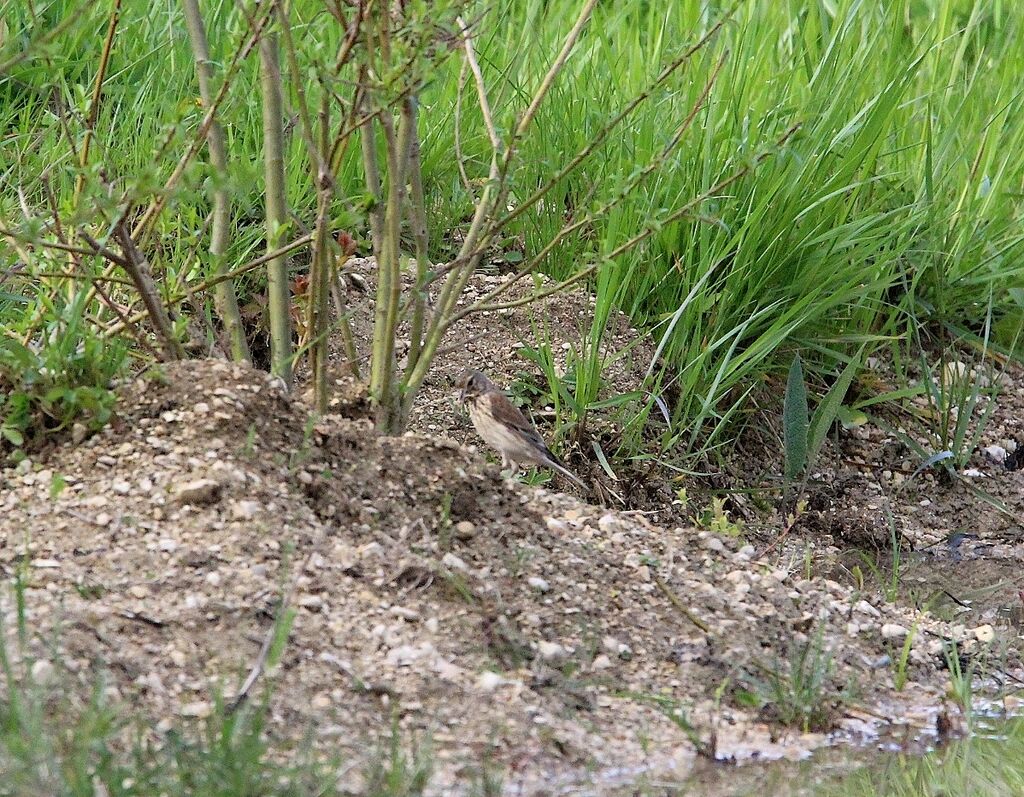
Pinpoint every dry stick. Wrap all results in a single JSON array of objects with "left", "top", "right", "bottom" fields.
[
  {"left": 405, "top": 99, "right": 430, "bottom": 380},
  {"left": 0, "top": 3, "right": 87, "bottom": 75},
  {"left": 229, "top": 526, "right": 328, "bottom": 712},
  {"left": 259, "top": 31, "right": 294, "bottom": 386},
  {"left": 76, "top": 230, "right": 129, "bottom": 268},
  {"left": 453, "top": 59, "right": 474, "bottom": 197},
  {"left": 329, "top": 259, "right": 361, "bottom": 378},
  {"left": 112, "top": 221, "right": 185, "bottom": 360},
  {"left": 182, "top": 0, "right": 251, "bottom": 364},
  {"left": 88, "top": 278, "right": 163, "bottom": 360},
  {"left": 446, "top": 57, "right": 743, "bottom": 325},
  {"left": 402, "top": 0, "right": 600, "bottom": 404},
  {"left": 73, "top": 0, "right": 121, "bottom": 206},
  {"left": 131, "top": 1, "right": 275, "bottom": 243},
  {"left": 102, "top": 233, "right": 314, "bottom": 337},
  {"left": 332, "top": 2, "right": 368, "bottom": 74},
  {"left": 653, "top": 573, "right": 711, "bottom": 633},
  {"left": 0, "top": 229, "right": 114, "bottom": 264},
  {"left": 752, "top": 510, "right": 801, "bottom": 562},
  {"left": 30, "top": 271, "right": 135, "bottom": 288}
]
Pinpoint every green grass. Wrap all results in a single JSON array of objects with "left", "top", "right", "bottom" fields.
[{"left": 2, "top": 0, "right": 1022, "bottom": 464}]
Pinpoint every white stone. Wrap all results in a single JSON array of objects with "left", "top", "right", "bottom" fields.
[
  {"left": 881, "top": 623, "right": 908, "bottom": 639},
  {"left": 973, "top": 624, "right": 996, "bottom": 643},
  {"left": 538, "top": 641, "right": 568, "bottom": 664},
  {"left": 441, "top": 552, "right": 470, "bottom": 573}
]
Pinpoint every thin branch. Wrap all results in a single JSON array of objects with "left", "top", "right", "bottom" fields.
[
  {"left": 653, "top": 572, "right": 711, "bottom": 633},
  {"left": 182, "top": 0, "right": 252, "bottom": 363},
  {"left": 449, "top": 124, "right": 802, "bottom": 325},
  {"left": 102, "top": 233, "right": 314, "bottom": 337},
  {"left": 0, "top": 3, "right": 88, "bottom": 75},
  {"left": 497, "top": 15, "right": 733, "bottom": 234},
  {"left": 130, "top": 1, "right": 276, "bottom": 243},
  {"left": 456, "top": 15, "right": 501, "bottom": 154},
  {"left": 112, "top": 221, "right": 186, "bottom": 360},
  {"left": 259, "top": 29, "right": 294, "bottom": 385},
  {"left": 447, "top": 53, "right": 734, "bottom": 322},
  {"left": 73, "top": 0, "right": 122, "bottom": 204}
]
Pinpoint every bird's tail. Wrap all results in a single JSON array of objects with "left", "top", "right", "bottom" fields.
[{"left": 547, "top": 457, "right": 587, "bottom": 490}]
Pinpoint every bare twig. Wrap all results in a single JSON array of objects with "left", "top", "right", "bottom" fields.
[
  {"left": 182, "top": 0, "right": 252, "bottom": 363},
  {"left": 111, "top": 221, "right": 186, "bottom": 360},
  {"left": 653, "top": 573, "right": 711, "bottom": 633},
  {"left": 456, "top": 15, "right": 501, "bottom": 155},
  {"left": 102, "top": 233, "right": 314, "bottom": 337},
  {"left": 73, "top": 0, "right": 122, "bottom": 205},
  {"left": 259, "top": 29, "right": 294, "bottom": 385}
]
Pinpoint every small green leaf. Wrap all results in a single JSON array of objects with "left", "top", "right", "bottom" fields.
[
  {"left": 807, "top": 350, "right": 863, "bottom": 467},
  {"left": 783, "top": 355, "right": 809, "bottom": 483},
  {"left": 2, "top": 426, "right": 24, "bottom": 446},
  {"left": 837, "top": 405, "right": 868, "bottom": 429},
  {"left": 49, "top": 473, "right": 67, "bottom": 500}
]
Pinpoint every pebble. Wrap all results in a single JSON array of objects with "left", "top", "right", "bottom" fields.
[
  {"left": 454, "top": 520, "right": 476, "bottom": 540},
  {"left": 441, "top": 552, "right": 470, "bottom": 573},
  {"left": 172, "top": 479, "right": 222, "bottom": 506},
  {"left": 179, "top": 701, "right": 212, "bottom": 718},
  {"left": 973, "top": 624, "right": 996, "bottom": 643},
  {"left": 597, "top": 514, "right": 617, "bottom": 533},
  {"left": 854, "top": 600, "right": 881, "bottom": 618},
  {"left": 527, "top": 576, "right": 551, "bottom": 593},
  {"left": 231, "top": 500, "right": 261, "bottom": 521},
  {"left": 390, "top": 606, "right": 419, "bottom": 621},
  {"left": 476, "top": 671, "right": 509, "bottom": 691},
  {"left": 881, "top": 623, "right": 908, "bottom": 639},
  {"left": 982, "top": 445, "right": 1007, "bottom": 464},
  {"left": 31, "top": 659, "right": 55, "bottom": 686},
  {"left": 591, "top": 654, "right": 613, "bottom": 671},
  {"left": 299, "top": 594, "right": 324, "bottom": 611},
  {"left": 538, "top": 641, "right": 568, "bottom": 664}
]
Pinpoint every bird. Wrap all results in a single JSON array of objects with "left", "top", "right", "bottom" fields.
[{"left": 457, "top": 370, "right": 586, "bottom": 489}]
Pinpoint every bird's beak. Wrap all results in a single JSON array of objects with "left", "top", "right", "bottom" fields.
[{"left": 458, "top": 385, "right": 468, "bottom": 404}]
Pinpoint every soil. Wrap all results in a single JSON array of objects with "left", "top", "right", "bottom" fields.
[{"left": 2, "top": 262, "right": 1023, "bottom": 794}]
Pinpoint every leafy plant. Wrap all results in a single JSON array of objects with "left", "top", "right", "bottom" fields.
[
  {"left": 749, "top": 626, "right": 844, "bottom": 733},
  {"left": 0, "top": 300, "right": 123, "bottom": 457},
  {"left": 782, "top": 349, "right": 864, "bottom": 503}
]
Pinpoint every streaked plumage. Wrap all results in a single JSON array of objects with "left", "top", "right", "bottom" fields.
[{"left": 458, "top": 370, "right": 585, "bottom": 489}]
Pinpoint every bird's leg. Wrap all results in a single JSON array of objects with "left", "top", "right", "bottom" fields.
[{"left": 500, "top": 454, "right": 518, "bottom": 479}]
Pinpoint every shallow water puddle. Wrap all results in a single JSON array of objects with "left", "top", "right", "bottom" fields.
[{"left": 588, "top": 712, "right": 1024, "bottom": 796}]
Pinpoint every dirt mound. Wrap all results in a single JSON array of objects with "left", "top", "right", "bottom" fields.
[{"left": 0, "top": 360, "right": 1011, "bottom": 793}]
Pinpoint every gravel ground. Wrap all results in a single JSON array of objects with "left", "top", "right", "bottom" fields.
[{"left": 2, "top": 357, "right": 1018, "bottom": 794}]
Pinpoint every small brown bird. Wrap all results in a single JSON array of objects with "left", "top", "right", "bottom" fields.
[{"left": 458, "top": 370, "right": 585, "bottom": 489}]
